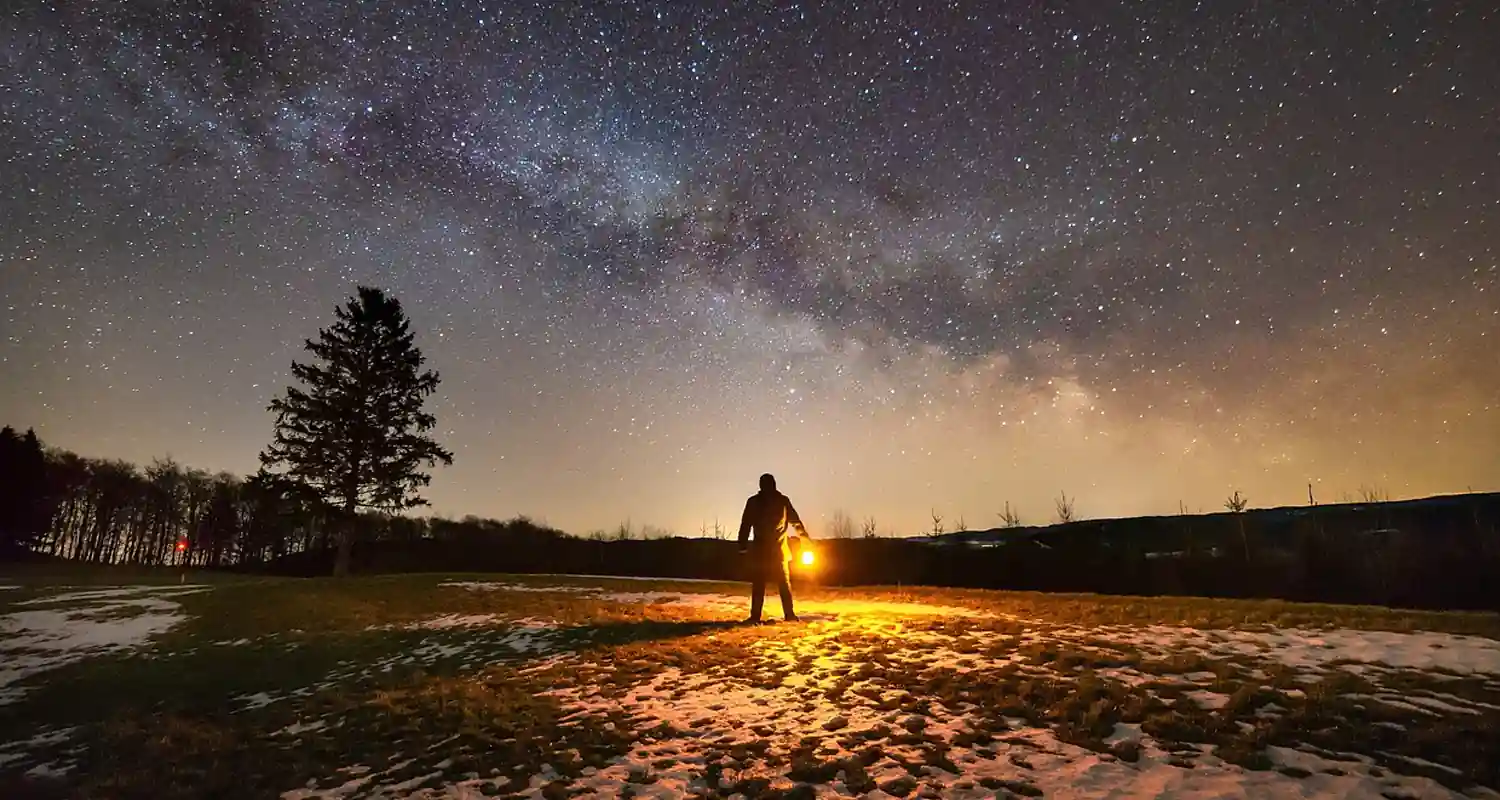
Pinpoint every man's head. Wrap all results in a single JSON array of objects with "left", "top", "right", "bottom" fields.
[{"left": 759, "top": 473, "right": 777, "bottom": 492}]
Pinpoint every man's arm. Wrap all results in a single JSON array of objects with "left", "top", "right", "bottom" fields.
[
  {"left": 737, "top": 497, "right": 755, "bottom": 550},
  {"left": 785, "top": 496, "right": 809, "bottom": 538}
]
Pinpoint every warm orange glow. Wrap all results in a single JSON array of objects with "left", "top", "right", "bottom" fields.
[
  {"left": 800, "top": 549, "right": 814, "bottom": 566},
  {"left": 175, "top": 539, "right": 188, "bottom": 552}
]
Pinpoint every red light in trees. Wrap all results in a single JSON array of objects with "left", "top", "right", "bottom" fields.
[{"left": 176, "top": 539, "right": 188, "bottom": 552}]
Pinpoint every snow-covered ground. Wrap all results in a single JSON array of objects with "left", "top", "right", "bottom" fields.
[
  {"left": 0, "top": 584, "right": 208, "bottom": 706},
  {"left": 232, "top": 614, "right": 566, "bottom": 714},
  {"left": 522, "top": 615, "right": 1496, "bottom": 799},
  {"left": 4, "top": 578, "right": 1496, "bottom": 798},
  {"left": 1040, "top": 621, "right": 1500, "bottom": 677},
  {"left": 0, "top": 584, "right": 212, "bottom": 778},
  {"left": 285, "top": 581, "right": 1500, "bottom": 799}
]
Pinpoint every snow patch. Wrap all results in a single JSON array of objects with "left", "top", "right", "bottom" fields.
[
  {"left": 1221, "top": 627, "right": 1500, "bottom": 675},
  {"left": 281, "top": 758, "right": 457, "bottom": 800},
  {"left": 236, "top": 619, "right": 564, "bottom": 713},
  {"left": 1182, "top": 689, "right": 1232, "bottom": 710},
  {"left": 238, "top": 691, "right": 279, "bottom": 712},
  {"left": 16, "top": 585, "right": 210, "bottom": 606},
  {"left": 417, "top": 613, "right": 507, "bottom": 629},
  {"left": 0, "top": 584, "right": 208, "bottom": 705},
  {"left": 0, "top": 725, "right": 76, "bottom": 770},
  {"left": 274, "top": 719, "right": 332, "bottom": 737},
  {"left": 1050, "top": 622, "right": 1500, "bottom": 677}
]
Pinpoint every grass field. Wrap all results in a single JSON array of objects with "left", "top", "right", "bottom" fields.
[{"left": 3, "top": 570, "right": 1500, "bottom": 799}]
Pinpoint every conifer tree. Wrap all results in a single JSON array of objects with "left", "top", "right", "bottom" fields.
[
  {"left": 260, "top": 286, "right": 453, "bottom": 576},
  {"left": 0, "top": 426, "right": 50, "bottom": 557}
]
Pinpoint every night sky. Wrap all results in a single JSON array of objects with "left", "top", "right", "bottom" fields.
[{"left": 2, "top": 1, "right": 1496, "bottom": 537}]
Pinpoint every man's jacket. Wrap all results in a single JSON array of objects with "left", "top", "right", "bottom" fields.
[{"left": 737, "top": 489, "right": 807, "bottom": 561}]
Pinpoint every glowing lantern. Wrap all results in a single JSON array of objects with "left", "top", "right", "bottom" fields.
[
  {"left": 175, "top": 538, "right": 188, "bottom": 552},
  {"left": 800, "top": 549, "right": 815, "bottom": 566}
]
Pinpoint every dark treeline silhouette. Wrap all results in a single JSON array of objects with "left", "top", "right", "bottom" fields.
[
  {"left": 0, "top": 425, "right": 543, "bottom": 571},
  {"left": 887, "top": 495, "right": 1500, "bottom": 612},
  {"left": 2, "top": 425, "right": 1497, "bottom": 611},
  {"left": 0, "top": 426, "right": 50, "bottom": 557},
  {"left": 281, "top": 494, "right": 1500, "bottom": 612}
]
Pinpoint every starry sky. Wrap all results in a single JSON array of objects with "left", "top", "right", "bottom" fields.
[{"left": 2, "top": 0, "right": 1497, "bottom": 537}]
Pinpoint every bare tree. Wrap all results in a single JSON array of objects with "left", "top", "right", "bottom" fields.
[
  {"left": 712, "top": 517, "right": 725, "bottom": 540},
  {"left": 1358, "top": 485, "right": 1389, "bottom": 503},
  {"left": 997, "top": 501, "right": 1022, "bottom": 528},
  {"left": 828, "top": 509, "right": 856, "bottom": 539},
  {"left": 930, "top": 509, "right": 946, "bottom": 536},
  {"left": 613, "top": 520, "right": 635, "bottom": 541},
  {"left": 1225, "top": 491, "right": 1250, "bottom": 561},
  {"left": 861, "top": 516, "right": 878, "bottom": 538},
  {"left": 1055, "top": 491, "right": 1075, "bottom": 524}
]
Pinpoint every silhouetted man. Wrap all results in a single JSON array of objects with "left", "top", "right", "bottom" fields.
[{"left": 737, "top": 473, "right": 809, "bottom": 623}]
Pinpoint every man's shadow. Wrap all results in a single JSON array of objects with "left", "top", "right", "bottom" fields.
[
  {"left": 567, "top": 613, "right": 841, "bottom": 649},
  {"left": 569, "top": 619, "right": 750, "bottom": 648}
]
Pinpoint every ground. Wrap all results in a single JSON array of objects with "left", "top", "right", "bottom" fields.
[{"left": 2, "top": 568, "right": 1500, "bottom": 799}]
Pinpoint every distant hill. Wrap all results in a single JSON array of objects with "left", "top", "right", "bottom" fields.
[{"left": 905, "top": 491, "right": 1500, "bottom": 555}]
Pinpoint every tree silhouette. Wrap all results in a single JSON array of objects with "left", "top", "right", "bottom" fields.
[
  {"left": 828, "top": 509, "right": 856, "bottom": 539},
  {"left": 0, "top": 426, "right": 51, "bottom": 556},
  {"left": 997, "top": 501, "right": 1023, "bottom": 528},
  {"left": 1225, "top": 490, "right": 1250, "bottom": 561},
  {"left": 260, "top": 286, "right": 454, "bottom": 577},
  {"left": 1055, "top": 491, "right": 1076, "bottom": 524}
]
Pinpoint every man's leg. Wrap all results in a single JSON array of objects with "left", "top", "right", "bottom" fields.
[
  {"left": 748, "top": 555, "right": 766, "bottom": 622},
  {"left": 776, "top": 556, "right": 797, "bottom": 621}
]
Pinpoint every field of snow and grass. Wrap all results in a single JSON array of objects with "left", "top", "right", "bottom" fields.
[{"left": 2, "top": 572, "right": 1500, "bottom": 799}]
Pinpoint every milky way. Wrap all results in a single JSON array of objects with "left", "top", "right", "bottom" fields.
[{"left": 2, "top": 1, "right": 1496, "bottom": 536}]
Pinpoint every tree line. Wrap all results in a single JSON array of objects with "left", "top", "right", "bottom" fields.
[
  {"left": 0, "top": 424, "right": 568, "bottom": 569},
  {"left": 3, "top": 285, "right": 467, "bottom": 573}
]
